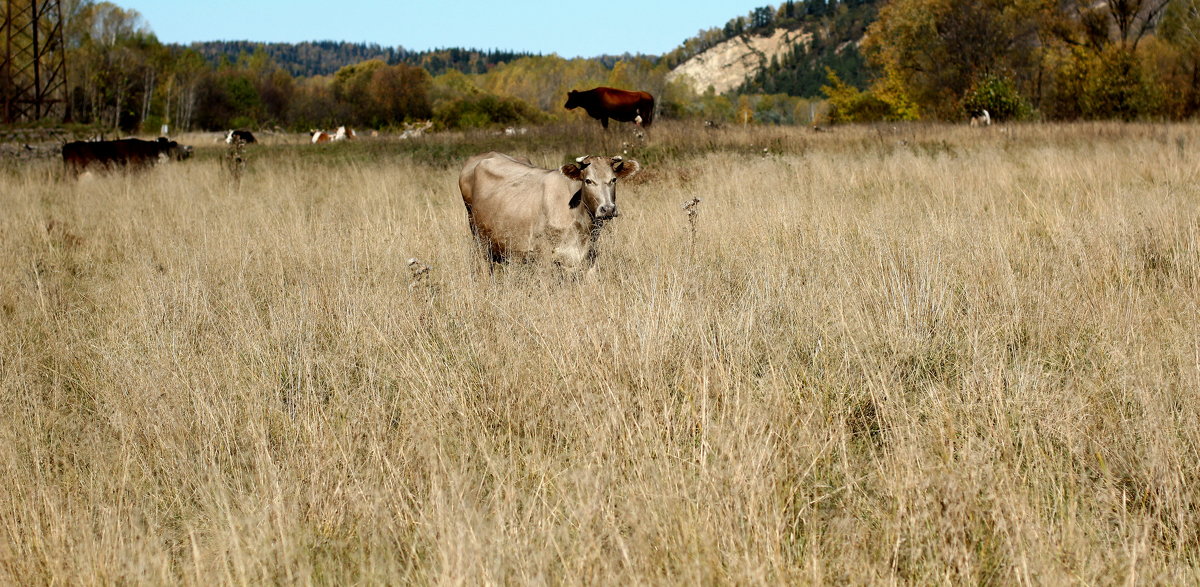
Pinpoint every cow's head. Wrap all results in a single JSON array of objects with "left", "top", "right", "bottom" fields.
[
  {"left": 156, "top": 137, "right": 192, "bottom": 162},
  {"left": 560, "top": 155, "right": 640, "bottom": 221},
  {"left": 564, "top": 90, "right": 581, "bottom": 110}
]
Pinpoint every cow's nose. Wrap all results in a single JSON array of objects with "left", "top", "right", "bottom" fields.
[{"left": 598, "top": 204, "right": 617, "bottom": 218}]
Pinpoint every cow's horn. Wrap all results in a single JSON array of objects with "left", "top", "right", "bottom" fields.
[
  {"left": 575, "top": 155, "right": 588, "bottom": 163},
  {"left": 612, "top": 155, "right": 623, "bottom": 162}
]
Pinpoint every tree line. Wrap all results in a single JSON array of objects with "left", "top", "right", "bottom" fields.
[
  {"left": 56, "top": 2, "right": 558, "bottom": 132},
  {"left": 825, "top": 0, "right": 1200, "bottom": 122},
  {"left": 189, "top": 42, "right": 537, "bottom": 78},
  {"left": 18, "top": 0, "right": 1200, "bottom": 134}
]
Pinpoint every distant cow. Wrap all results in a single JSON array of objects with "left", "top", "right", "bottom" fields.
[
  {"left": 62, "top": 137, "right": 193, "bottom": 177},
  {"left": 398, "top": 120, "right": 432, "bottom": 140},
  {"left": 565, "top": 87, "right": 655, "bottom": 129},
  {"left": 970, "top": 109, "right": 992, "bottom": 127},
  {"left": 310, "top": 125, "right": 356, "bottom": 144},
  {"left": 459, "top": 152, "right": 641, "bottom": 269},
  {"left": 225, "top": 129, "right": 257, "bottom": 144}
]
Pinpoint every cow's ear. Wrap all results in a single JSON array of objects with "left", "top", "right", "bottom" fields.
[
  {"left": 613, "top": 159, "right": 640, "bottom": 180},
  {"left": 560, "top": 163, "right": 584, "bottom": 181}
]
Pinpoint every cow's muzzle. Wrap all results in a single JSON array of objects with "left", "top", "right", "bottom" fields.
[{"left": 596, "top": 204, "right": 618, "bottom": 219}]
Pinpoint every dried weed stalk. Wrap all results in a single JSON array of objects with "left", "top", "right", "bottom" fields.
[{"left": 682, "top": 197, "right": 701, "bottom": 256}]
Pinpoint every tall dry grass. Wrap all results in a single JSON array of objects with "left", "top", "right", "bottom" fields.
[{"left": 1, "top": 121, "right": 1198, "bottom": 584}]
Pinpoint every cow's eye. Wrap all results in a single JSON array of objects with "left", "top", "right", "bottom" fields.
[
  {"left": 585, "top": 179, "right": 595, "bottom": 185},
  {"left": 609, "top": 178, "right": 617, "bottom": 185}
]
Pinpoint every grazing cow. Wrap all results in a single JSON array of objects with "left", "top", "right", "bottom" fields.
[
  {"left": 458, "top": 152, "right": 641, "bottom": 269},
  {"left": 565, "top": 87, "right": 655, "bottom": 129},
  {"left": 310, "top": 126, "right": 356, "bottom": 143},
  {"left": 62, "top": 137, "right": 193, "bottom": 177},
  {"left": 970, "top": 109, "right": 992, "bottom": 127},
  {"left": 225, "top": 129, "right": 257, "bottom": 144},
  {"left": 399, "top": 120, "right": 433, "bottom": 139}
]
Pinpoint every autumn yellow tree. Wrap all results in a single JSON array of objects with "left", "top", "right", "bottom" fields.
[
  {"left": 330, "top": 60, "right": 431, "bottom": 126},
  {"left": 863, "top": 0, "right": 1047, "bottom": 120},
  {"left": 478, "top": 56, "right": 607, "bottom": 114},
  {"left": 1158, "top": 0, "right": 1200, "bottom": 115},
  {"left": 368, "top": 63, "right": 432, "bottom": 124}
]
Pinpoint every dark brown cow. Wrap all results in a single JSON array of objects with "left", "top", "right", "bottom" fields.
[
  {"left": 62, "top": 138, "right": 193, "bottom": 177},
  {"left": 565, "top": 87, "right": 655, "bottom": 129}
]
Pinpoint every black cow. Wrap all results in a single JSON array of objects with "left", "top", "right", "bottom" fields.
[
  {"left": 225, "top": 129, "right": 257, "bottom": 144},
  {"left": 565, "top": 87, "right": 656, "bottom": 129},
  {"left": 62, "top": 138, "right": 193, "bottom": 177}
]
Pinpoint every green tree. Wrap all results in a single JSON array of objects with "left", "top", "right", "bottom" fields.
[{"left": 962, "top": 74, "right": 1031, "bottom": 121}]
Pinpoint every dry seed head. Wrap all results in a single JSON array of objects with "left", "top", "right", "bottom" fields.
[
  {"left": 407, "top": 257, "right": 430, "bottom": 277},
  {"left": 407, "top": 258, "right": 432, "bottom": 291}
]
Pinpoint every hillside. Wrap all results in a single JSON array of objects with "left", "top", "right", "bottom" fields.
[
  {"left": 667, "top": 28, "right": 813, "bottom": 95},
  {"left": 666, "top": 0, "right": 881, "bottom": 98}
]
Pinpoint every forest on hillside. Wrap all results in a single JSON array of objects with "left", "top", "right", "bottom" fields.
[
  {"left": 735, "top": 0, "right": 881, "bottom": 97},
  {"left": 190, "top": 42, "right": 538, "bottom": 77}
]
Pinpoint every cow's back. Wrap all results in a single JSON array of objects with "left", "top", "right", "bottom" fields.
[
  {"left": 62, "top": 141, "right": 118, "bottom": 174},
  {"left": 582, "top": 88, "right": 655, "bottom": 127},
  {"left": 459, "top": 152, "right": 563, "bottom": 261},
  {"left": 459, "top": 152, "right": 537, "bottom": 208}
]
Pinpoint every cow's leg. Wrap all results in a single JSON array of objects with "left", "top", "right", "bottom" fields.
[{"left": 488, "top": 246, "right": 505, "bottom": 266}]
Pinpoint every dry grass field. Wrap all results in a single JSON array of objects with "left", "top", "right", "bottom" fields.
[{"left": 1, "top": 121, "right": 1198, "bottom": 584}]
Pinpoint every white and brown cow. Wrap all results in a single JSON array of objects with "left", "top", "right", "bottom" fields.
[
  {"left": 458, "top": 152, "right": 640, "bottom": 270},
  {"left": 310, "top": 126, "right": 356, "bottom": 144}
]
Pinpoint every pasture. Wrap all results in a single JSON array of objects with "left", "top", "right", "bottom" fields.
[{"left": 1, "top": 121, "right": 1198, "bottom": 584}]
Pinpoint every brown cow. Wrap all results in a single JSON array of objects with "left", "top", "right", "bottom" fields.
[
  {"left": 459, "top": 152, "right": 641, "bottom": 269},
  {"left": 565, "top": 87, "right": 655, "bottom": 129},
  {"left": 62, "top": 137, "right": 193, "bottom": 177}
]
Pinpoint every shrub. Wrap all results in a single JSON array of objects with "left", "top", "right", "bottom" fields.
[
  {"left": 962, "top": 74, "right": 1031, "bottom": 121},
  {"left": 433, "top": 93, "right": 545, "bottom": 130},
  {"left": 822, "top": 70, "right": 917, "bottom": 123}
]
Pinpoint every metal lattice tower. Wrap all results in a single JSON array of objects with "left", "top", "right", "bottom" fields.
[{"left": 1, "top": 0, "right": 67, "bottom": 123}]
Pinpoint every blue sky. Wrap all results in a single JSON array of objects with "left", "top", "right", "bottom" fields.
[{"left": 116, "top": 1, "right": 772, "bottom": 58}]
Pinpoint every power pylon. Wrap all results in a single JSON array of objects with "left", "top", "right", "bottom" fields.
[{"left": 1, "top": 0, "right": 68, "bottom": 123}]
